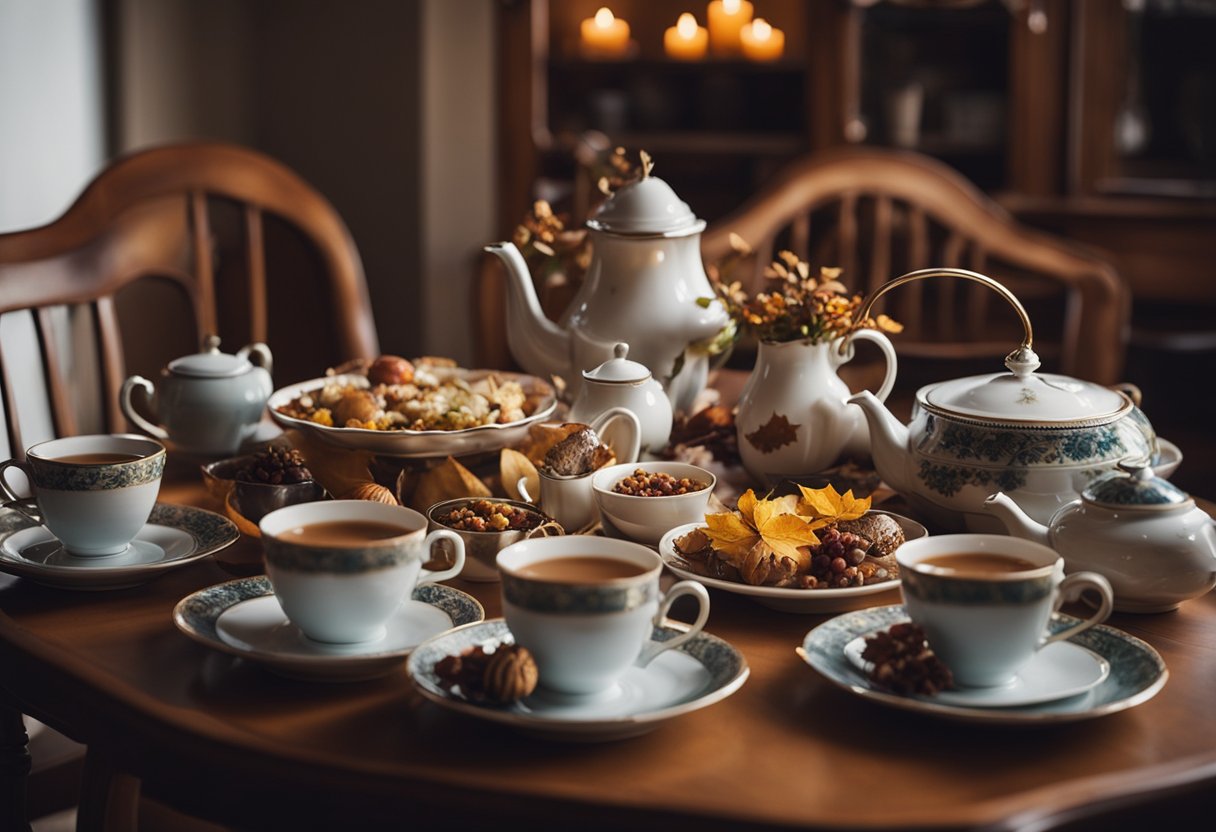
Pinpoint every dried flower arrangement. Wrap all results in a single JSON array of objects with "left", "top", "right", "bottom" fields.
[
  {"left": 704, "top": 248, "right": 904, "bottom": 345},
  {"left": 509, "top": 147, "right": 647, "bottom": 295}
]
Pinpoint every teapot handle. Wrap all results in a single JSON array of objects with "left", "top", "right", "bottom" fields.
[
  {"left": 120, "top": 376, "right": 169, "bottom": 441},
  {"left": 844, "top": 267, "right": 1040, "bottom": 380},
  {"left": 834, "top": 330, "right": 898, "bottom": 404},
  {"left": 238, "top": 343, "right": 274, "bottom": 376}
]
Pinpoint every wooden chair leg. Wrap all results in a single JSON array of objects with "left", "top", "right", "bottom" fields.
[
  {"left": 0, "top": 703, "right": 33, "bottom": 832},
  {"left": 77, "top": 751, "right": 140, "bottom": 832}
]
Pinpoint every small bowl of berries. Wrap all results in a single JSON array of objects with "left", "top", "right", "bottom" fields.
[
  {"left": 427, "top": 497, "right": 559, "bottom": 582},
  {"left": 591, "top": 462, "right": 716, "bottom": 545}
]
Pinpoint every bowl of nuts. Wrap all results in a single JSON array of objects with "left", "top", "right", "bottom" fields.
[
  {"left": 591, "top": 462, "right": 716, "bottom": 545},
  {"left": 227, "top": 446, "right": 326, "bottom": 525},
  {"left": 427, "top": 497, "right": 560, "bottom": 582}
]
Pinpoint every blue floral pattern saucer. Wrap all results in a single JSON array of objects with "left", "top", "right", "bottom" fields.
[
  {"left": 174, "top": 576, "right": 484, "bottom": 682},
  {"left": 0, "top": 503, "right": 238, "bottom": 591},
  {"left": 798, "top": 605, "right": 1167, "bottom": 724},
  {"left": 407, "top": 618, "right": 749, "bottom": 740}
]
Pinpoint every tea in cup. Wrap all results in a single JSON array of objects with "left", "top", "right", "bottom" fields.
[
  {"left": 496, "top": 535, "right": 710, "bottom": 697},
  {"left": 260, "top": 500, "right": 465, "bottom": 644},
  {"left": 896, "top": 534, "right": 1114, "bottom": 687},
  {"left": 0, "top": 434, "right": 166, "bottom": 556}
]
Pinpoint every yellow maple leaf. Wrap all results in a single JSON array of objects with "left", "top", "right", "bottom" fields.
[
  {"left": 796, "top": 483, "right": 871, "bottom": 523},
  {"left": 705, "top": 489, "right": 819, "bottom": 570}
]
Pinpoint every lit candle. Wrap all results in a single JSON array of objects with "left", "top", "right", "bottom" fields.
[
  {"left": 740, "top": 17, "right": 784, "bottom": 62},
  {"left": 707, "top": 0, "right": 753, "bottom": 56},
  {"left": 664, "top": 13, "right": 708, "bottom": 61},
  {"left": 580, "top": 7, "right": 631, "bottom": 59}
]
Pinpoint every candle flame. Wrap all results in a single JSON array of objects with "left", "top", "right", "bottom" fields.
[
  {"left": 724, "top": 0, "right": 740, "bottom": 14},
  {"left": 677, "top": 13, "right": 698, "bottom": 38},
  {"left": 751, "top": 17, "right": 771, "bottom": 41},
  {"left": 595, "top": 7, "right": 615, "bottom": 28}
]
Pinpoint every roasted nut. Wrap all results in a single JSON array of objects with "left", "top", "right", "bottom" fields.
[
  {"left": 612, "top": 468, "right": 707, "bottom": 497},
  {"left": 482, "top": 645, "right": 539, "bottom": 703},
  {"left": 342, "top": 482, "right": 397, "bottom": 504},
  {"left": 368, "top": 355, "right": 415, "bottom": 386},
  {"left": 861, "top": 622, "right": 954, "bottom": 696},
  {"left": 236, "top": 446, "right": 312, "bottom": 485}
]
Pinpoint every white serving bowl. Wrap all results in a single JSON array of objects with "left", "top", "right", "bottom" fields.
[{"left": 591, "top": 461, "right": 716, "bottom": 545}]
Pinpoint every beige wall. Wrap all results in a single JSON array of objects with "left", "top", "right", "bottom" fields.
[{"left": 112, "top": 0, "right": 496, "bottom": 365}]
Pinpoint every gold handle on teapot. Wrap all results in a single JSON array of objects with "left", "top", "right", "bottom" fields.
[{"left": 843, "top": 267, "right": 1041, "bottom": 378}]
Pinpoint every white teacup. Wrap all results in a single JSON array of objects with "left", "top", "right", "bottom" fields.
[
  {"left": 516, "top": 408, "right": 641, "bottom": 532},
  {"left": 896, "top": 534, "right": 1114, "bottom": 688},
  {"left": 0, "top": 434, "right": 166, "bottom": 556},
  {"left": 497, "top": 535, "right": 710, "bottom": 698},
  {"left": 260, "top": 500, "right": 465, "bottom": 644}
]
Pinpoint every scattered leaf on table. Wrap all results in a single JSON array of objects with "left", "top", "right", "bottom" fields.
[
  {"left": 284, "top": 428, "right": 376, "bottom": 499},
  {"left": 501, "top": 448, "right": 539, "bottom": 503},
  {"left": 744, "top": 413, "right": 800, "bottom": 453},
  {"left": 409, "top": 456, "right": 491, "bottom": 512}
]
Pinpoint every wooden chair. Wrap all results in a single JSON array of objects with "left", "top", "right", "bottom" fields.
[
  {"left": 0, "top": 141, "right": 380, "bottom": 460},
  {"left": 0, "top": 142, "right": 379, "bottom": 830},
  {"left": 702, "top": 146, "right": 1130, "bottom": 386}
]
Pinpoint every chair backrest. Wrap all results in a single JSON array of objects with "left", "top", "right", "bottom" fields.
[
  {"left": 702, "top": 147, "right": 1129, "bottom": 386},
  {"left": 0, "top": 141, "right": 379, "bottom": 458}
]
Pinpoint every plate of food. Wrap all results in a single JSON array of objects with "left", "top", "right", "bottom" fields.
[
  {"left": 268, "top": 356, "right": 557, "bottom": 458},
  {"left": 657, "top": 485, "right": 927, "bottom": 614}
]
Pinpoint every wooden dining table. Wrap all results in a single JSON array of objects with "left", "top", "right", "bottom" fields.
[{"left": 3, "top": 451, "right": 1216, "bottom": 832}]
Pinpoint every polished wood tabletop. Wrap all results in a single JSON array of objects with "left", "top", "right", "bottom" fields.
[{"left": 3, "top": 456, "right": 1216, "bottom": 831}]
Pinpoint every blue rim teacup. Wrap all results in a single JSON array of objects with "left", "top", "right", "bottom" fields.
[
  {"left": 896, "top": 534, "right": 1114, "bottom": 688},
  {"left": 0, "top": 434, "right": 166, "bottom": 556},
  {"left": 497, "top": 535, "right": 710, "bottom": 698},
  {"left": 260, "top": 500, "right": 465, "bottom": 644}
]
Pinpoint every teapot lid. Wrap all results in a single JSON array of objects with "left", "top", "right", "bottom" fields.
[
  {"left": 1082, "top": 459, "right": 1191, "bottom": 510},
  {"left": 168, "top": 335, "right": 252, "bottom": 378},
  {"left": 583, "top": 343, "right": 651, "bottom": 383},
  {"left": 586, "top": 174, "right": 703, "bottom": 236},
  {"left": 919, "top": 347, "right": 1132, "bottom": 427}
]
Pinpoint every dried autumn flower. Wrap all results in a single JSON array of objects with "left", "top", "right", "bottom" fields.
[{"left": 706, "top": 249, "right": 902, "bottom": 346}]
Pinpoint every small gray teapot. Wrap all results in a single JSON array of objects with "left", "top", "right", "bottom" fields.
[{"left": 121, "top": 335, "right": 273, "bottom": 456}]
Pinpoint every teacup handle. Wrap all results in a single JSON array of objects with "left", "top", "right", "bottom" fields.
[
  {"left": 1044, "top": 571, "right": 1114, "bottom": 646},
  {"left": 418, "top": 529, "right": 466, "bottom": 584},
  {"left": 0, "top": 460, "right": 43, "bottom": 523},
  {"left": 120, "top": 376, "right": 169, "bottom": 440},
  {"left": 516, "top": 477, "right": 535, "bottom": 504},
  {"left": 589, "top": 407, "right": 641, "bottom": 465},
  {"left": 636, "top": 580, "right": 711, "bottom": 668}
]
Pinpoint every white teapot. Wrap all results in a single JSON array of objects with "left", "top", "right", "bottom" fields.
[
  {"left": 121, "top": 335, "right": 273, "bottom": 456},
  {"left": 485, "top": 163, "right": 729, "bottom": 414},
  {"left": 985, "top": 461, "right": 1216, "bottom": 613},
  {"left": 568, "top": 343, "right": 673, "bottom": 453}
]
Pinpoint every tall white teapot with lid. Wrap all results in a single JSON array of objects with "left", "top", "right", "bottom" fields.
[
  {"left": 485, "top": 160, "right": 729, "bottom": 413},
  {"left": 121, "top": 335, "right": 273, "bottom": 456}
]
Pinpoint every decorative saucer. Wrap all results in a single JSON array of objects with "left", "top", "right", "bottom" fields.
[
  {"left": 0, "top": 503, "right": 238, "bottom": 591},
  {"left": 407, "top": 618, "right": 749, "bottom": 741},
  {"left": 843, "top": 635, "right": 1109, "bottom": 708},
  {"left": 657, "top": 510, "right": 926, "bottom": 614},
  {"left": 174, "top": 576, "right": 484, "bottom": 682},
  {"left": 798, "top": 605, "right": 1167, "bottom": 724}
]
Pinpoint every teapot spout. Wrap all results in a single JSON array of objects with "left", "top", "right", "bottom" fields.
[
  {"left": 983, "top": 492, "right": 1050, "bottom": 546},
  {"left": 484, "top": 241, "right": 572, "bottom": 382},
  {"left": 847, "top": 390, "right": 913, "bottom": 495}
]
